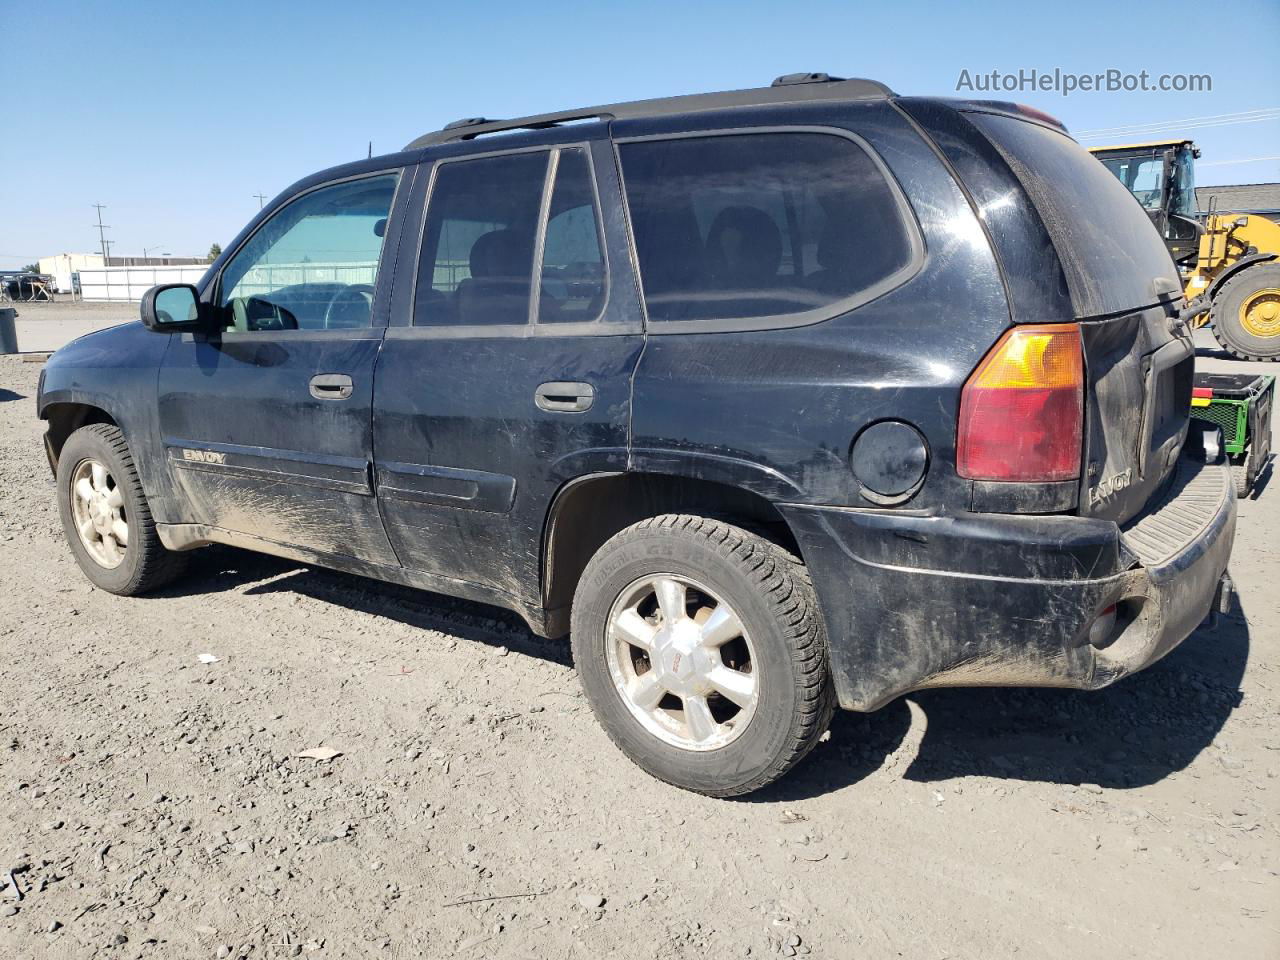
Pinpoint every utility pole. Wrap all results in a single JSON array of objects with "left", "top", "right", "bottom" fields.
[
  {"left": 254, "top": 193, "right": 267, "bottom": 210},
  {"left": 368, "top": 141, "right": 372, "bottom": 159},
  {"left": 92, "top": 204, "right": 110, "bottom": 260}
]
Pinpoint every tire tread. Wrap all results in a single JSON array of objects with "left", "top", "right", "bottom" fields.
[
  {"left": 63, "top": 423, "right": 187, "bottom": 594},
  {"left": 578, "top": 513, "right": 835, "bottom": 798}
]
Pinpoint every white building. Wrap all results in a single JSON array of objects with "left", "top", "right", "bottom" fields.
[{"left": 37, "top": 253, "right": 105, "bottom": 294}]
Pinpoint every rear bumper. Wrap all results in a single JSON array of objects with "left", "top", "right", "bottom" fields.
[{"left": 781, "top": 455, "right": 1236, "bottom": 711}]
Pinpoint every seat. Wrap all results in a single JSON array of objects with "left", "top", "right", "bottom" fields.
[
  {"left": 704, "top": 205, "right": 784, "bottom": 291},
  {"left": 808, "top": 203, "right": 901, "bottom": 296},
  {"left": 454, "top": 229, "right": 535, "bottom": 325}
]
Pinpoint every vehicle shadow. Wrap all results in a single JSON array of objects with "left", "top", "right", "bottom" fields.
[
  {"left": 746, "top": 605, "right": 1249, "bottom": 803},
  {"left": 0, "top": 389, "right": 25, "bottom": 402},
  {"left": 157, "top": 545, "right": 1249, "bottom": 800},
  {"left": 1245, "top": 458, "right": 1273, "bottom": 500},
  {"left": 1195, "top": 343, "right": 1234, "bottom": 361},
  {"left": 899, "top": 607, "right": 1249, "bottom": 790},
  {"left": 158, "top": 544, "right": 572, "bottom": 667}
]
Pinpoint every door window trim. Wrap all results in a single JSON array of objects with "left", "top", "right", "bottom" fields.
[
  {"left": 209, "top": 168, "right": 406, "bottom": 333},
  {"left": 612, "top": 125, "right": 926, "bottom": 335},
  {"left": 407, "top": 141, "right": 613, "bottom": 339}
]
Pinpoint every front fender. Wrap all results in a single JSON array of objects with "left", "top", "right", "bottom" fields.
[{"left": 37, "top": 322, "right": 176, "bottom": 520}]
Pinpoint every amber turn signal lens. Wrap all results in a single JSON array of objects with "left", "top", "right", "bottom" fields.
[{"left": 957, "top": 324, "right": 1084, "bottom": 482}]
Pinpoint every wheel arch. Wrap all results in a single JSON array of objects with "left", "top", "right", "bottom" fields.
[
  {"left": 540, "top": 471, "right": 802, "bottom": 637},
  {"left": 1207, "top": 251, "right": 1279, "bottom": 301},
  {"left": 40, "top": 400, "right": 120, "bottom": 474}
]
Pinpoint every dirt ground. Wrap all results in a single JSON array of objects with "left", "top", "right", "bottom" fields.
[
  {"left": 2, "top": 301, "right": 137, "bottom": 354},
  {"left": 1, "top": 336, "right": 1277, "bottom": 959}
]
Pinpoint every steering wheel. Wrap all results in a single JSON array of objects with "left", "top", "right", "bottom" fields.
[{"left": 322, "top": 284, "right": 375, "bottom": 329}]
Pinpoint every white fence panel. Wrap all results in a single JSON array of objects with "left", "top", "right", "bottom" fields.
[
  {"left": 229, "top": 262, "right": 377, "bottom": 299},
  {"left": 78, "top": 265, "right": 210, "bottom": 302}
]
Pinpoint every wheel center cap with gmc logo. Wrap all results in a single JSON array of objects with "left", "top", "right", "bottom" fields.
[{"left": 655, "top": 624, "right": 701, "bottom": 686}]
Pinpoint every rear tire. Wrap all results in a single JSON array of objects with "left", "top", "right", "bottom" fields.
[
  {"left": 1233, "top": 452, "right": 1252, "bottom": 498},
  {"left": 56, "top": 423, "right": 188, "bottom": 595},
  {"left": 571, "top": 515, "right": 835, "bottom": 797},
  {"left": 1211, "top": 263, "right": 1280, "bottom": 361}
]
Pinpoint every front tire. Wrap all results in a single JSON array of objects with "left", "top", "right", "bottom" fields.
[
  {"left": 56, "top": 423, "right": 188, "bottom": 595},
  {"left": 571, "top": 515, "right": 835, "bottom": 797},
  {"left": 1211, "top": 263, "right": 1280, "bottom": 361}
]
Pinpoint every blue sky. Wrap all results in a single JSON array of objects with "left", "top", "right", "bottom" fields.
[{"left": 2, "top": 0, "right": 1277, "bottom": 269}]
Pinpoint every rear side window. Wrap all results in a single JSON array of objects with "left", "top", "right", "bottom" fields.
[
  {"left": 416, "top": 152, "right": 547, "bottom": 326},
  {"left": 618, "top": 132, "right": 916, "bottom": 327},
  {"left": 966, "top": 113, "right": 1179, "bottom": 317},
  {"left": 539, "top": 148, "right": 606, "bottom": 323}
]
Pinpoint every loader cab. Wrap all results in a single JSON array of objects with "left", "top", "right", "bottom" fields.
[{"left": 1090, "top": 139, "right": 1201, "bottom": 264}]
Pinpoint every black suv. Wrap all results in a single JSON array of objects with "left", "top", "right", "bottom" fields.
[{"left": 38, "top": 75, "right": 1235, "bottom": 796}]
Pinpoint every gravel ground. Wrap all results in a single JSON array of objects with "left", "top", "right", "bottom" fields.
[
  {"left": 3, "top": 301, "right": 137, "bottom": 354},
  {"left": 0, "top": 350, "right": 1277, "bottom": 960}
]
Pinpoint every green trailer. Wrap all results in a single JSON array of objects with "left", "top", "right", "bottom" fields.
[{"left": 1190, "top": 372, "right": 1275, "bottom": 497}]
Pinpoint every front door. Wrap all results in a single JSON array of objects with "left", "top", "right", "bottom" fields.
[
  {"left": 158, "top": 171, "right": 404, "bottom": 564},
  {"left": 373, "top": 139, "right": 644, "bottom": 612}
]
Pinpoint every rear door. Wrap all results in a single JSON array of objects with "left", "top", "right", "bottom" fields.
[
  {"left": 158, "top": 171, "right": 404, "bottom": 563},
  {"left": 372, "top": 137, "right": 644, "bottom": 608},
  {"left": 955, "top": 109, "right": 1193, "bottom": 523}
]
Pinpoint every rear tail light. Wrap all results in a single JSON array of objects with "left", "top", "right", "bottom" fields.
[{"left": 957, "top": 323, "right": 1084, "bottom": 482}]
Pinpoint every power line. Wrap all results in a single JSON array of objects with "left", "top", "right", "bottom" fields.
[
  {"left": 1198, "top": 155, "right": 1280, "bottom": 167},
  {"left": 1076, "top": 107, "right": 1280, "bottom": 137},
  {"left": 1077, "top": 115, "right": 1280, "bottom": 141},
  {"left": 1075, "top": 108, "right": 1280, "bottom": 141}
]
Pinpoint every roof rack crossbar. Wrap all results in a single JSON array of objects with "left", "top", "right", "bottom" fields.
[{"left": 403, "top": 75, "right": 895, "bottom": 151}]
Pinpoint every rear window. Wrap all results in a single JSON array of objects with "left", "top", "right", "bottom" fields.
[
  {"left": 618, "top": 132, "right": 917, "bottom": 327},
  {"left": 966, "top": 113, "right": 1178, "bottom": 317}
]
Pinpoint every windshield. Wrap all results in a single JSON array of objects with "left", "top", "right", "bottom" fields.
[{"left": 1096, "top": 153, "right": 1166, "bottom": 210}]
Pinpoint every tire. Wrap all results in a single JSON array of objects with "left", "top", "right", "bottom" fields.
[
  {"left": 570, "top": 515, "right": 835, "bottom": 797},
  {"left": 1211, "top": 263, "right": 1280, "bottom": 361},
  {"left": 1233, "top": 452, "right": 1251, "bottom": 499},
  {"left": 56, "top": 423, "right": 188, "bottom": 595}
]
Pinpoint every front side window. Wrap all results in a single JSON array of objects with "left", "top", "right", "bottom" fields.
[
  {"left": 618, "top": 132, "right": 914, "bottom": 325},
  {"left": 1171, "top": 146, "right": 1197, "bottom": 217},
  {"left": 219, "top": 174, "right": 398, "bottom": 331}
]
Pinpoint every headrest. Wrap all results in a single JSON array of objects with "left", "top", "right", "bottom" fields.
[
  {"left": 705, "top": 205, "right": 783, "bottom": 285},
  {"left": 469, "top": 229, "right": 532, "bottom": 279}
]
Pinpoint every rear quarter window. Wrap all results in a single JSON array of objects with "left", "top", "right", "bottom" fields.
[
  {"left": 618, "top": 131, "right": 920, "bottom": 330},
  {"left": 965, "top": 113, "right": 1179, "bottom": 317}
]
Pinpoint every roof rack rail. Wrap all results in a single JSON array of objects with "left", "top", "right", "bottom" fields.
[
  {"left": 404, "top": 76, "right": 894, "bottom": 151},
  {"left": 771, "top": 72, "right": 846, "bottom": 86},
  {"left": 443, "top": 117, "right": 494, "bottom": 131}
]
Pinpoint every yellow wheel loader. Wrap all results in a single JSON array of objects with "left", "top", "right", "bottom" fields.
[{"left": 1090, "top": 139, "right": 1280, "bottom": 361}]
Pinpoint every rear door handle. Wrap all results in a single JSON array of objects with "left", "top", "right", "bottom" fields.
[
  {"left": 310, "top": 373, "right": 353, "bottom": 400},
  {"left": 535, "top": 381, "right": 595, "bottom": 413}
]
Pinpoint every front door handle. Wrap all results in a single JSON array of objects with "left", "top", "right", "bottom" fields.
[
  {"left": 535, "top": 381, "right": 595, "bottom": 413},
  {"left": 310, "top": 373, "right": 353, "bottom": 400}
]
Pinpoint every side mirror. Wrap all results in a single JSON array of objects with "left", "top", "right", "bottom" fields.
[{"left": 140, "top": 284, "right": 211, "bottom": 332}]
